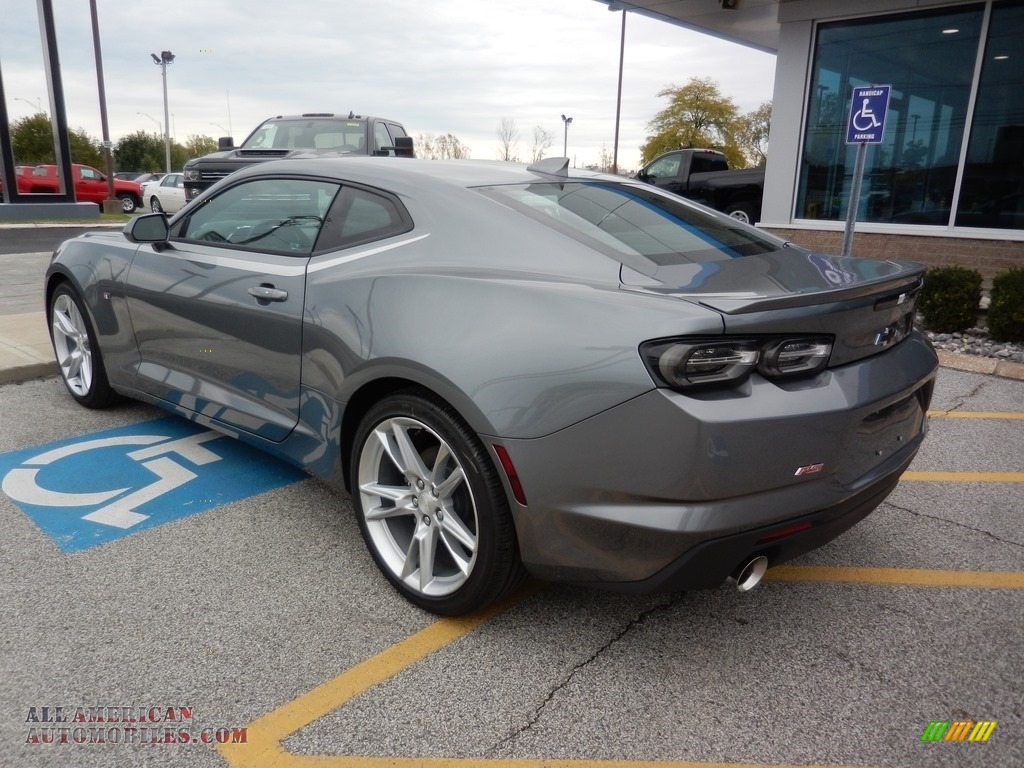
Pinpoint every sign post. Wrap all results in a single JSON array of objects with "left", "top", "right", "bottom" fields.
[{"left": 842, "top": 84, "right": 891, "bottom": 257}]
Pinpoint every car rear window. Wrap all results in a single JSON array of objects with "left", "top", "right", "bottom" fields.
[{"left": 477, "top": 182, "right": 781, "bottom": 273}]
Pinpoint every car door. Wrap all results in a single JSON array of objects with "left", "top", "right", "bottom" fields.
[
  {"left": 125, "top": 175, "right": 341, "bottom": 442},
  {"left": 160, "top": 173, "right": 186, "bottom": 212},
  {"left": 75, "top": 166, "right": 106, "bottom": 204},
  {"left": 641, "top": 152, "right": 684, "bottom": 195}
]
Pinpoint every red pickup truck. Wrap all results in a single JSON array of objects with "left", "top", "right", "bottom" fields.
[{"left": 0, "top": 164, "right": 143, "bottom": 213}]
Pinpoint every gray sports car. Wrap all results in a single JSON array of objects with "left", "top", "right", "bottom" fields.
[{"left": 45, "top": 156, "right": 938, "bottom": 615}]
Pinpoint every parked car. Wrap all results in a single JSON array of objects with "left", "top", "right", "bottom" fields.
[
  {"left": 637, "top": 148, "right": 765, "bottom": 224},
  {"left": 144, "top": 172, "right": 186, "bottom": 214},
  {"left": 133, "top": 172, "right": 166, "bottom": 186},
  {"left": 45, "top": 157, "right": 937, "bottom": 615},
  {"left": 20, "top": 164, "right": 143, "bottom": 212},
  {"left": 182, "top": 112, "right": 413, "bottom": 203},
  {"left": 114, "top": 171, "right": 142, "bottom": 181},
  {"left": 0, "top": 166, "right": 56, "bottom": 200}
]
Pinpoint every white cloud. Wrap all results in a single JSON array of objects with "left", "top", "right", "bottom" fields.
[{"left": 0, "top": 0, "right": 776, "bottom": 171}]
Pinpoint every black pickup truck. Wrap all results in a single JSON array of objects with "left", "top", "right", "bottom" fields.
[
  {"left": 183, "top": 112, "right": 414, "bottom": 203},
  {"left": 636, "top": 148, "right": 765, "bottom": 224}
]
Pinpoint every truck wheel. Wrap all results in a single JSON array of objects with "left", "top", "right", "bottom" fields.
[
  {"left": 118, "top": 194, "right": 139, "bottom": 214},
  {"left": 725, "top": 201, "right": 757, "bottom": 225}
]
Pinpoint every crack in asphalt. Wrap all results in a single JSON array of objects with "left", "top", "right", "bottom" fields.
[
  {"left": 932, "top": 379, "right": 987, "bottom": 414},
  {"left": 488, "top": 595, "right": 679, "bottom": 757},
  {"left": 885, "top": 500, "right": 1023, "bottom": 549}
]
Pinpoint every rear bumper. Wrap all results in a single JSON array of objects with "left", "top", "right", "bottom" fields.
[{"left": 498, "top": 334, "right": 937, "bottom": 589}]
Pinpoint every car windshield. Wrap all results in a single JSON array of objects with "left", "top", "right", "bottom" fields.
[
  {"left": 478, "top": 182, "right": 782, "bottom": 276},
  {"left": 242, "top": 119, "right": 367, "bottom": 152}
]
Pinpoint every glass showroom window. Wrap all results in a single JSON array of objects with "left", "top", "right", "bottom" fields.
[
  {"left": 956, "top": 0, "right": 1024, "bottom": 230},
  {"left": 797, "top": 6, "right": 983, "bottom": 225}
]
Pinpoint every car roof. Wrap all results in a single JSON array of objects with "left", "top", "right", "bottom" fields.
[{"left": 227, "top": 156, "right": 612, "bottom": 192}]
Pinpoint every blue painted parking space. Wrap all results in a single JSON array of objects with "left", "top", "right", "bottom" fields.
[{"left": 0, "top": 417, "right": 306, "bottom": 552}]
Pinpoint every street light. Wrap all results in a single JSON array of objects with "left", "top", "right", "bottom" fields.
[
  {"left": 14, "top": 96, "right": 45, "bottom": 114},
  {"left": 608, "top": 3, "right": 626, "bottom": 174},
  {"left": 137, "top": 111, "right": 161, "bottom": 134},
  {"left": 561, "top": 114, "right": 573, "bottom": 158},
  {"left": 150, "top": 50, "right": 175, "bottom": 172},
  {"left": 210, "top": 122, "right": 230, "bottom": 136}
]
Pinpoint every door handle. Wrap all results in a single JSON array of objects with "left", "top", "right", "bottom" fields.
[{"left": 248, "top": 285, "right": 288, "bottom": 303}]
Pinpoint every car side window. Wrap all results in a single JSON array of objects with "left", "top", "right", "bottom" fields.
[
  {"left": 373, "top": 123, "right": 394, "bottom": 155},
  {"left": 174, "top": 177, "right": 341, "bottom": 255},
  {"left": 316, "top": 185, "right": 412, "bottom": 251},
  {"left": 80, "top": 167, "right": 101, "bottom": 181},
  {"left": 647, "top": 155, "right": 680, "bottom": 179}
]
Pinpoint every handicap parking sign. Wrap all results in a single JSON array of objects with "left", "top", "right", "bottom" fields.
[
  {"left": 0, "top": 418, "right": 306, "bottom": 552},
  {"left": 846, "top": 85, "right": 891, "bottom": 144}
]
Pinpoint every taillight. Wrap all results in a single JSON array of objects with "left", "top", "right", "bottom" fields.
[{"left": 641, "top": 335, "right": 834, "bottom": 390}]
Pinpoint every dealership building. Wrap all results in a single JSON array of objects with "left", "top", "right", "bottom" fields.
[{"left": 605, "top": 0, "right": 1024, "bottom": 277}]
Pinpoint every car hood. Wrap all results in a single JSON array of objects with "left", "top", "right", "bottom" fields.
[
  {"left": 620, "top": 245, "right": 924, "bottom": 314},
  {"left": 187, "top": 148, "right": 354, "bottom": 166}
]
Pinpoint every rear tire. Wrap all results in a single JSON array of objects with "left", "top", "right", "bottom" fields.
[
  {"left": 150, "top": 196, "right": 163, "bottom": 213},
  {"left": 725, "top": 201, "right": 757, "bottom": 225},
  {"left": 351, "top": 391, "right": 525, "bottom": 615},
  {"left": 49, "top": 284, "right": 117, "bottom": 409}
]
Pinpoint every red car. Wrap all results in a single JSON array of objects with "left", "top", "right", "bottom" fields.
[{"left": 1, "top": 164, "right": 143, "bottom": 213}]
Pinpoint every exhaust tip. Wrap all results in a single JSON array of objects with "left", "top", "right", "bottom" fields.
[{"left": 731, "top": 555, "right": 769, "bottom": 592}]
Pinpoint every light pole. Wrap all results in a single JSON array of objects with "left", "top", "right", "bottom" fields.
[
  {"left": 210, "top": 122, "right": 230, "bottom": 136},
  {"left": 561, "top": 114, "right": 573, "bottom": 159},
  {"left": 14, "top": 96, "right": 45, "bottom": 114},
  {"left": 150, "top": 50, "right": 175, "bottom": 172},
  {"left": 138, "top": 112, "right": 161, "bottom": 135},
  {"left": 609, "top": 3, "right": 626, "bottom": 174}
]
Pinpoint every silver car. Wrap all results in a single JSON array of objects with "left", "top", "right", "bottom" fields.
[{"left": 45, "top": 157, "right": 938, "bottom": 615}]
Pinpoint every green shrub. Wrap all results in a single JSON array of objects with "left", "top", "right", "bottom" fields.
[
  {"left": 918, "top": 265, "right": 983, "bottom": 333},
  {"left": 987, "top": 267, "right": 1024, "bottom": 342}
]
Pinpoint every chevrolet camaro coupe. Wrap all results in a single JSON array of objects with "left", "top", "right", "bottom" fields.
[{"left": 45, "top": 157, "right": 938, "bottom": 615}]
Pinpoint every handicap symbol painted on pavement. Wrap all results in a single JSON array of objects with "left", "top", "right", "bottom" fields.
[{"left": 0, "top": 417, "right": 306, "bottom": 552}]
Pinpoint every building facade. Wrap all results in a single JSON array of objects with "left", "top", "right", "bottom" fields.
[{"left": 607, "top": 0, "right": 1024, "bottom": 277}]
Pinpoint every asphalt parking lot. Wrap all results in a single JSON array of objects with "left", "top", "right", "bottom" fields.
[{"left": 0, "top": 231, "right": 1021, "bottom": 768}]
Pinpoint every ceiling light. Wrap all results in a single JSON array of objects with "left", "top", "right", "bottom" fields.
[{"left": 942, "top": 28, "right": 959, "bottom": 34}]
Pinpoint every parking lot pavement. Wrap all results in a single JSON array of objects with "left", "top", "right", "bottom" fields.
[{"left": 1, "top": 368, "right": 1021, "bottom": 768}]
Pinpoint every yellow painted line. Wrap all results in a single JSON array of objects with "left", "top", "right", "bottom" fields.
[
  {"left": 219, "top": 566, "right": 1022, "bottom": 768},
  {"left": 765, "top": 565, "right": 1024, "bottom": 589},
  {"left": 902, "top": 471, "right": 1024, "bottom": 482},
  {"left": 927, "top": 410, "right": 1024, "bottom": 419}
]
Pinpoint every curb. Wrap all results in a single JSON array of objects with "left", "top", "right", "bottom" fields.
[
  {"left": 0, "top": 361, "right": 59, "bottom": 385},
  {"left": 935, "top": 349, "right": 1024, "bottom": 381}
]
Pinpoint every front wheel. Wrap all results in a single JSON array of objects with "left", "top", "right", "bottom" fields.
[
  {"left": 119, "top": 193, "right": 139, "bottom": 213},
  {"left": 351, "top": 392, "right": 525, "bottom": 615},
  {"left": 49, "top": 284, "right": 117, "bottom": 408},
  {"left": 150, "top": 196, "right": 163, "bottom": 213}
]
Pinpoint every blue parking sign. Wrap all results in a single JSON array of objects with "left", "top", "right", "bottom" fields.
[{"left": 846, "top": 85, "right": 891, "bottom": 144}]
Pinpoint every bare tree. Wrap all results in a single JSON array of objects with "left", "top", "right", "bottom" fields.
[
  {"left": 530, "top": 125, "right": 553, "bottom": 163},
  {"left": 496, "top": 117, "right": 520, "bottom": 162},
  {"left": 436, "top": 133, "right": 471, "bottom": 159},
  {"left": 597, "top": 144, "right": 614, "bottom": 173},
  {"left": 415, "top": 133, "right": 471, "bottom": 160}
]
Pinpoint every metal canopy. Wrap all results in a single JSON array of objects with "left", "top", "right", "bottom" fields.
[{"left": 596, "top": 0, "right": 782, "bottom": 53}]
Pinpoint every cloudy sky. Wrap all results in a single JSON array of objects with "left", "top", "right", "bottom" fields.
[{"left": 0, "top": 0, "right": 776, "bottom": 171}]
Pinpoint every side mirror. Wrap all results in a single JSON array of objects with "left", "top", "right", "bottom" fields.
[
  {"left": 124, "top": 212, "right": 169, "bottom": 247},
  {"left": 217, "top": 136, "right": 235, "bottom": 151},
  {"left": 637, "top": 170, "right": 650, "bottom": 182},
  {"left": 394, "top": 136, "right": 415, "bottom": 158}
]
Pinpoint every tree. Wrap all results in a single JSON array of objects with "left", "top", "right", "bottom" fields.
[
  {"left": 640, "top": 77, "right": 745, "bottom": 168},
  {"left": 415, "top": 133, "right": 471, "bottom": 160},
  {"left": 530, "top": 125, "right": 553, "bottom": 163},
  {"left": 114, "top": 130, "right": 166, "bottom": 174},
  {"left": 735, "top": 101, "right": 772, "bottom": 167},
  {"left": 182, "top": 134, "right": 218, "bottom": 161},
  {"left": 496, "top": 117, "right": 520, "bottom": 162},
  {"left": 9, "top": 114, "right": 101, "bottom": 168}
]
